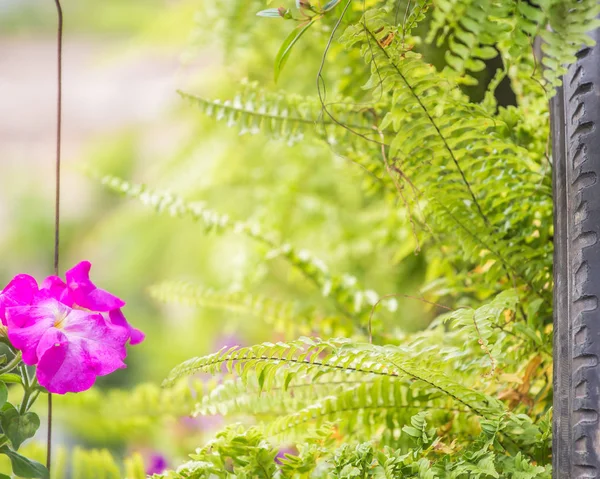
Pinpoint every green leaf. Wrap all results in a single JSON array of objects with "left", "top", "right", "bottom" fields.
[
  {"left": 0, "top": 446, "right": 48, "bottom": 478},
  {"left": 1, "top": 405, "right": 40, "bottom": 450},
  {"left": 0, "top": 374, "right": 22, "bottom": 385},
  {"left": 402, "top": 426, "right": 421, "bottom": 437},
  {"left": 322, "top": 0, "right": 341, "bottom": 11},
  {"left": 513, "top": 323, "right": 543, "bottom": 346},
  {"left": 0, "top": 383, "right": 8, "bottom": 410},
  {"left": 257, "top": 8, "right": 282, "bottom": 17},
  {"left": 274, "top": 20, "right": 316, "bottom": 82}
]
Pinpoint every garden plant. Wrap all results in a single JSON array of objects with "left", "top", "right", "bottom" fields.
[{"left": 2, "top": 0, "right": 600, "bottom": 477}]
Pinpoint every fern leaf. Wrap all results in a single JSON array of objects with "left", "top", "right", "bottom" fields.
[
  {"left": 164, "top": 338, "right": 504, "bottom": 419},
  {"left": 179, "top": 81, "right": 380, "bottom": 145},
  {"left": 150, "top": 281, "right": 299, "bottom": 326},
  {"left": 341, "top": 9, "right": 553, "bottom": 308}
]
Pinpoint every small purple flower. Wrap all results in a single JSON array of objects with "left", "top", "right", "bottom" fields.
[
  {"left": 275, "top": 446, "right": 296, "bottom": 464},
  {"left": 0, "top": 261, "right": 143, "bottom": 394},
  {"left": 146, "top": 453, "right": 168, "bottom": 475}
]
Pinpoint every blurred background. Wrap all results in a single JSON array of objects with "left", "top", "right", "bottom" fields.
[{"left": 0, "top": 0, "right": 432, "bottom": 475}]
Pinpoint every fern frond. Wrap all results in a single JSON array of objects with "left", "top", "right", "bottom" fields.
[
  {"left": 150, "top": 281, "right": 300, "bottom": 327},
  {"left": 196, "top": 373, "right": 425, "bottom": 421},
  {"left": 428, "top": 0, "right": 600, "bottom": 92},
  {"left": 436, "top": 289, "right": 519, "bottom": 372},
  {"left": 265, "top": 376, "right": 465, "bottom": 438},
  {"left": 101, "top": 175, "right": 401, "bottom": 327},
  {"left": 179, "top": 81, "right": 380, "bottom": 145},
  {"left": 164, "top": 338, "right": 504, "bottom": 419},
  {"left": 539, "top": 0, "right": 600, "bottom": 89},
  {"left": 427, "top": 0, "right": 511, "bottom": 80},
  {"left": 341, "top": 9, "right": 553, "bottom": 308}
]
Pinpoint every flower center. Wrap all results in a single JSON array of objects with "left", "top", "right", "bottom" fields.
[{"left": 54, "top": 311, "right": 68, "bottom": 329}]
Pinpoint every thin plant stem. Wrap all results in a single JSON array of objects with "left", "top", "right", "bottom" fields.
[
  {"left": 49, "top": 0, "right": 63, "bottom": 473},
  {"left": 19, "top": 364, "right": 34, "bottom": 415},
  {"left": 0, "top": 351, "right": 23, "bottom": 376}
]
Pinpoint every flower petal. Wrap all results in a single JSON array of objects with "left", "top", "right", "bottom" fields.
[
  {"left": 35, "top": 313, "right": 128, "bottom": 394},
  {"left": 108, "top": 309, "right": 145, "bottom": 345},
  {"left": 6, "top": 299, "right": 63, "bottom": 364},
  {"left": 0, "top": 275, "right": 38, "bottom": 325},
  {"left": 41, "top": 276, "right": 72, "bottom": 306},
  {"left": 35, "top": 330, "right": 120, "bottom": 394},
  {"left": 65, "top": 261, "right": 125, "bottom": 311},
  {"left": 61, "top": 310, "right": 128, "bottom": 363}
]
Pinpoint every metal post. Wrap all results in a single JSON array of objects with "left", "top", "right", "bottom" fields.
[{"left": 552, "top": 30, "right": 600, "bottom": 478}]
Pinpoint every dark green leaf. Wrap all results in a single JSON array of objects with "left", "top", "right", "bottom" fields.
[
  {"left": 274, "top": 20, "right": 316, "bottom": 82},
  {"left": 1, "top": 405, "right": 40, "bottom": 450},
  {"left": 0, "top": 446, "right": 48, "bottom": 478},
  {"left": 0, "top": 383, "right": 8, "bottom": 410}
]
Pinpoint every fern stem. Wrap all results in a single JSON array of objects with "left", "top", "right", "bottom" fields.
[
  {"left": 382, "top": 357, "right": 486, "bottom": 417},
  {"left": 172, "top": 352, "right": 494, "bottom": 418},
  {"left": 178, "top": 90, "right": 376, "bottom": 133},
  {"left": 315, "top": 0, "right": 388, "bottom": 149}
]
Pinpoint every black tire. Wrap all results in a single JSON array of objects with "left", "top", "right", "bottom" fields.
[{"left": 553, "top": 30, "right": 600, "bottom": 478}]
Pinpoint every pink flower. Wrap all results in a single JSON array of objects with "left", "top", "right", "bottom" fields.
[
  {"left": 0, "top": 261, "right": 143, "bottom": 394},
  {"left": 7, "top": 297, "right": 128, "bottom": 394},
  {"left": 42, "top": 261, "right": 144, "bottom": 345}
]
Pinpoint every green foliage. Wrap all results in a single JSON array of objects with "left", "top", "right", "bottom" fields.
[
  {"left": 150, "top": 425, "right": 280, "bottom": 479},
  {"left": 428, "top": 0, "right": 600, "bottom": 92},
  {"left": 88, "top": 0, "right": 598, "bottom": 476},
  {"left": 1, "top": 405, "right": 40, "bottom": 451},
  {"left": 0, "top": 447, "right": 47, "bottom": 479},
  {"left": 164, "top": 338, "right": 504, "bottom": 419},
  {"left": 149, "top": 417, "right": 551, "bottom": 478},
  {"left": 68, "top": 448, "right": 145, "bottom": 479},
  {"left": 343, "top": 7, "right": 553, "bottom": 313},
  {"left": 101, "top": 174, "right": 403, "bottom": 333},
  {"left": 0, "top": 349, "right": 47, "bottom": 478},
  {"left": 178, "top": 82, "right": 378, "bottom": 146}
]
